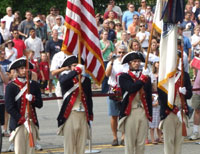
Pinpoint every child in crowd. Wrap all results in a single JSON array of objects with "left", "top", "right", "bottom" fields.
[
  {"left": 149, "top": 94, "right": 162, "bottom": 144},
  {"left": 5, "top": 40, "right": 17, "bottom": 62},
  {"left": 149, "top": 58, "right": 162, "bottom": 144},
  {"left": 27, "top": 50, "right": 39, "bottom": 81},
  {"left": 39, "top": 52, "right": 49, "bottom": 97}
]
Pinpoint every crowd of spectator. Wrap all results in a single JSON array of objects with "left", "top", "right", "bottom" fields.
[
  {"left": 95, "top": 0, "right": 200, "bottom": 146},
  {"left": 0, "top": 0, "right": 200, "bottom": 149}
]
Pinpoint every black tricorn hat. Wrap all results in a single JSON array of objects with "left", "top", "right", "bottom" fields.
[
  {"left": 121, "top": 51, "right": 145, "bottom": 64},
  {"left": 8, "top": 57, "right": 33, "bottom": 71},
  {"left": 61, "top": 55, "right": 84, "bottom": 68}
]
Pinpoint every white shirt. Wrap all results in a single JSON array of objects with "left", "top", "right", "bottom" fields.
[
  {"left": 192, "top": 6, "right": 197, "bottom": 13},
  {"left": 2, "top": 15, "right": 14, "bottom": 30},
  {"left": 52, "top": 24, "right": 66, "bottom": 40},
  {"left": 136, "top": 31, "right": 150, "bottom": 48},
  {"left": 177, "top": 51, "right": 189, "bottom": 73},
  {"left": 50, "top": 51, "right": 69, "bottom": 72},
  {"left": 0, "top": 27, "right": 11, "bottom": 41},
  {"left": 107, "top": 58, "right": 129, "bottom": 87},
  {"left": 191, "top": 34, "right": 200, "bottom": 50},
  {"left": 5, "top": 47, "right": 17, "bottom": 62},
  {"left": 24, "top": 36, "right": 44, "bottom": 59}
]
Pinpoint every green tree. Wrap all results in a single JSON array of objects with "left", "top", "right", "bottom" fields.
[
  {"left": 0, "top": 0, "right": 157, "bottom": 18},
  {"left": 0, "top": 0, "right": 66, "bottom": 18}
]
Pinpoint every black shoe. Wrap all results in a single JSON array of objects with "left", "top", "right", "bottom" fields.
[
  {"left": 120, "top": 139, "right": 125, "bottom": 146},
  {"left": 112, "top": 139, "right": 119, "bottom": 146}
]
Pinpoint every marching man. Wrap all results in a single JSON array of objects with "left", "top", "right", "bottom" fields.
[
  {"left": 118, "top": 51, "right": 152, "bottom": 154},
  {"left": 57, "top": 55, "right": 93, "bottom": 154},
  {"left": 5, "top": 57, "right": 43, "bottom": 154},
  {"left": 158, "top": 38, "right": 193, "bottom": 154}
]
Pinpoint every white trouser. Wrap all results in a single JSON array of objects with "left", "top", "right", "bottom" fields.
[
  {"left": 163, "top": 112, "right": 183, "bottom": 154},
  {"left": 124, "top": 107, "right": 148, "bottom": 154},
  {"left": 63, "top": 111, "right": 88, "bottom": 154},
  {"left": 14, "top": 122, "right": 37, "bottom": 154}
]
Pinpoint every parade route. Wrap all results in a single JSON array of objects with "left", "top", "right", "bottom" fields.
[
  {"left": 1, "top": 97, "right": 200, "bottom": 154},
  {"left": 2, "top": 140, "right": 200, "bottom": 154}
]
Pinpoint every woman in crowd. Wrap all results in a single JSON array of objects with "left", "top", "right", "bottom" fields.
[
  {"left": 144, "top": 6, "right": 154, "bottom": 32},
  {"left": 5, "top": 40, "right": 17, "bottom": 62},
  {"left": 9, "top": 11, "right": 22, "bottom": 33},
  {"left": 149, "top": 58, "right": 162, "bottom": 144},
  {"left": 105, "top": 45, "right": 128, "bottom": 146},
  {"left": 100, "top": 30, "right": 115, "bottom": 93},
  {"left": 139, "top": 14, "right": 148, "bottom": 30},
  {"left": 115, "top": 31, "right": 129, "bottom": 48},
  {"left": 191, "top": 25, "right": 200, "bottom": 55},
  {"left": 115, "top": 22, "right": 123, "bottom": 42},
  {"left": 138, "top": 0, "right": 147, "bottom": 15},
  {"left": 95, "top": 13, "right": 103, "bottom": 32},
  {"left": 136, "top": 23, "right": 150, "bottom": 50},
  {"left": 128, "top": 38, "right": 144, "bottom": 53},
  {"left": 109, "top": 21, "right": 116, "bottom": 31},
  {"left": 150, "top": 38, "right": 159, "bottom": 56}
]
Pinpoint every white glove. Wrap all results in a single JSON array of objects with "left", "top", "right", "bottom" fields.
[
  {"left": 25, "top": 94, "right": 33, "bottom": 101},
  {"left": 24, "top": 120, "right": 30, "bottom": 133},
  {"left": 76, "top": 64, "right": 85, "bottom": 75},
  {"left": 142, "top": 67, "right": 150, "bottom": 76},
  {"left": 89, "top": 120, "right": 92, "bottom": 127},
  {"left": 179, "top": 87, "right": 186, "bottom": 95},
  {"left": 177, "top": 111, "right": 183, "bottom": 123},
  {"left": 61, "top": 70, "right": 71, "bottom": 75}
]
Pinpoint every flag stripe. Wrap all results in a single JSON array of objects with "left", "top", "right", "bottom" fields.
[
  {"left": 67, "top": 33, "right": 78, "bottom": 53},
  {"left": 65, "top": 16, "right": 103, "bottom": 63},
  {"left": 62, "top": 0, "right": 105, "bottom": 84},
  {"left": 67, "top": 0, "right": 99, "bottom": 39},
  {"left": 65, "top": 13, "right": 101, "bottom": 52}
]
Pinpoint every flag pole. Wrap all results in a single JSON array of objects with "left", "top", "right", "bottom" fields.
[
  {"left": 180, "top": 44, "right": 187, "bottom": 137},
  {"left": 78, "top": 40, "right": 101, "bottom": 154},
  {"left": 25, "top": 52, "right": 35, "bottom": 147}
]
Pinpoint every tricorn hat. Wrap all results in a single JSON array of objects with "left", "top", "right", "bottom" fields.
[
  {"left": 8, "top": 57, "right": 33, "bottom": 71},
  {"left": 121, "top": 51, "right": 145, "bottom": 64},
  {"left": 61, "top": 55, "right": 84, "bottom": 68}
]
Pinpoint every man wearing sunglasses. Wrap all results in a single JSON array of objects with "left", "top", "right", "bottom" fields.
[{"left": 105, "top": 45, "right": 128, "bottom": 146}]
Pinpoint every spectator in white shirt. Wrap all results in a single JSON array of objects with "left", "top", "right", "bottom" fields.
[
  {"left": 5, "top": 40, "right": 17, "bottom": 62},
  {"left": 52, "top": 16, "right": 66, "bottom": 40},
  {"left": 46, "top": 7, "right": 57, "bottom": 31},
  {"left": 2, "top": 7, "right": 14, "bottom": 31},
  {"left": 0, "top": 19, "right": 11, "bottom": 41},
  {"left": 136, "top": 23, "right": 150, "bottom": 50},
  {"left": 25, "top": 28, "right": 44, "bottom": 59},
  {"left": 191, "top": 25, "right": 200, "bottom": 51}
]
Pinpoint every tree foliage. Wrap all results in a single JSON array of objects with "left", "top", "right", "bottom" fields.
[
  {"left": 0, "top": 0, "right": 156, "bottom": 18},
  {"left": 0, "top": 0, "right": 67, "bottom": 18}
]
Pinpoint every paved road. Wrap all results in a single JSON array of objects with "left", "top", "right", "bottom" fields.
[{"left": 1, "top": 97, "right": 200, "bottom": 154}]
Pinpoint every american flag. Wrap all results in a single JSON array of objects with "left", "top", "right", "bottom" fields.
[{"left": 62, "top": 0, "right": 105, "bottom": 84}]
